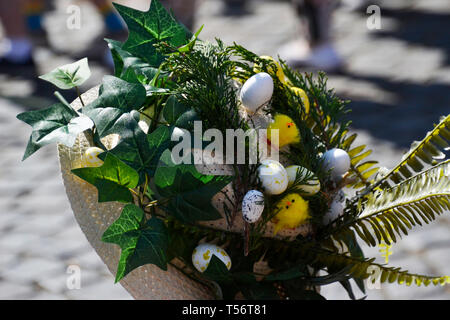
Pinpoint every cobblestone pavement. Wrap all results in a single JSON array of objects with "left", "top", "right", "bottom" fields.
[{"left": 0, "top": 0, "right": 449, "bottom": 300}]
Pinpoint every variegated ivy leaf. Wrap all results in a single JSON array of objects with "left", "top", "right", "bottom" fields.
[
  {"left": 72, "top": 153, "right": 139, "bottom": 203},
  {"left": 82, "top": 76, "right": 146, "bottom": 137},
  {"left": 39, "top": 58, "right": 91, "bottom": 90},
  {"left": 17, "top": 103, "right": 93, "bottom": 160},
  {"left": 113, "top": 0, "right": 190, "bottom": 67},
  {"left": 102, "top": 204, "right": 169, "bottom": 282}
]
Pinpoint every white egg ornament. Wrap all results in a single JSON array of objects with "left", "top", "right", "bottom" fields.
[
  {"left": 286, "top": 165, "right": 321, "bottom": 196},
  {"left": 321, "top": 148, "right": 351, "bottom": 180},
  {"left": 192, "top": 243, "right": 232, "bottom": 273},
  {"left": 242, "top": 190, "right": 265, "bottom": 223},
  {"left": 257, "top": 159, "right": 289, "bottom": 195},
  {"left": 82, "top": 147, "right": 104, "bottom": 167},
  {"left": 239, "top": 72, "right": 274, "bottom": 114}
]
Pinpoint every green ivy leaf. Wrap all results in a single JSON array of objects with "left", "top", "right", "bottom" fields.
[
  {"left": 163, "top": 95, "right": 189, "bottom": 124},
  {"left": 72, "top": 153, "right": 139, "bottom": 203},
  {"left": 82, "top": 76, "right": 146, "bottom": 137},
  {"left": 175, "top": 109, "right": 200, "bottom": 131},
  {"left": 105, "top": 120, "right": 173, "bottom": 181},
  {"left": 154, "top": 163, "right": 232, "bottom": 223},
  {"left": 17, "top": 103, "right": 93, "bottom": 160},
  {"left": 105, "top": 39, "right": 160, "bottom": 82},
  {"left": 39, "top": 58, "right": 91, "bottom": 89},
  {"left": 203, "top": 255, "right": 233, "bottom": 283},
  {"left": 102, "top": 204, "right": 169, "bottom": 282},
  {"left": 114, "top": 0, "right": 189, "bottom": 66}
]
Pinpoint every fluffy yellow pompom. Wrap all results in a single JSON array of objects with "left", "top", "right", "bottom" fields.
[
  {"left": 254, "top": 56, "right": 287, "bottom": 84},
  {"left": 272, "top": 193, "right": 310, "bottom": 234},
  {"left": 290, "top": 87, "right": 310, "bottom": 114},
  {"left": 267, "top": 114, "right": 301, "bottom": 148}
]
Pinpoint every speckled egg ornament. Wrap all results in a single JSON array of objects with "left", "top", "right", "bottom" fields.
[
  {"left": 82, "top": 147, "right": 104, "bottom": 167},
  {"left": 242, "top": 190, "right": 265, "bottom": 223},
  {"left": 192, "top": 243, "right": 232, "bottom": 273},
  {"left": 286, "top": 165, "right": 321, "bottom": 196},
  {"left": 257, "top": 159, "right": 289, "bottom": 195},
  {"left": 239, "top": 72, "right": 274, "bottom": 114},
  {"left": 321, "top": 148, "right": 351, "bottom": 180}
]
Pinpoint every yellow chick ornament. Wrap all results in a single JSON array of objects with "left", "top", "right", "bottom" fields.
[
  {"left": 290, "top": 87, "right": 310, "bottom": 114},
  {"left": 272, "top": 193, "right": 310, "bottom": 235},
  {"left": 267, "top": 114, "right": 301, "bottom": 148},
  {"left": 254, "top": 56, "right": 287, "bottom": 85}
]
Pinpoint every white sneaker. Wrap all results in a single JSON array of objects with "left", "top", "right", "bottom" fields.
[{"left": 278, "top": 39, "right": 344, "bottom": 72}]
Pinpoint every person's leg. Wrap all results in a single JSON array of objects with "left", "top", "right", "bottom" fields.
[
  {"left": 0, "top": 0, "right": 33, "bottom": 64},
  {"left": 280, "top": 0, "right": 342, "bottom": 72},
  {"left": 222, "top": 0, "right": 248, "bottom": 15},
  {"left": 293, "top": 0, "right": 333, "bottom": 47}
]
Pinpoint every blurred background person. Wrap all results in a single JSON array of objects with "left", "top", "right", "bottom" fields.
[
  {"left": 0, "top": 0, "right": 197, "bottom": 67},
  {"left": 281, "top": 0, "right": 373, "bottom": 72},
  {"left": 0, "top": 0, "right": 34, "bottom": 66},
  {"left": 278, "top": 0, "right": 344, "bottom": 72}
]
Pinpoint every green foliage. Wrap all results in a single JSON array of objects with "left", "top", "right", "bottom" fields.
[
  {"left": 39, "top": 58, "right": 91, "bottom": 90},
  {"left": 281, "top": 68, "right": 351, "bottom": 149},
  {"left": 82, "top": 76, "right": 146, "bottom": 137},
  {"left": 114, "top": 0, "right": 190, "bottom": 67},
  {"left": 105, "top": 121, "right": 173, "bottom": 181},
  {"left": 162, "top": 95, "right": 189, "bottom": 124},
  {"left": 378, "top": 115, "right": 450, "bottom": 186},
  {"left": 342, "top": 133, "right": 380, "bottom": 189},
  {"left": 154, "top": 163, "right": 233, "bottom": 223},
  {"left": 307, "top": 245, "right": 450, "bottom": 287},
  {"left": 106, "top": 39, "right": 161, "bottom": 83},
  {"left": 162, "top": 40, "right": 246, "bottom": 133},
  {"left": 332, "top": 160, "right": 450, "bottom": 247},
  {"left": 102, "top": 204, "right": 169, "bottom": 282},
  {"left": 72, "top": 153, "right": 139, "bottom": 203},
  {"left": 17, "top": 102, "right": 93, "bottom": 160},
  {"left": 203, "top": 255, "right": 233, "bottom": 283}
]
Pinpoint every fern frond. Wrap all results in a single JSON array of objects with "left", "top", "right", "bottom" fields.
[
  {"left": 340, "top": 133, "right": 380, "bottom": 190},
  {"left": 306, "top": 245, "right": 450, "bottom": 287},
  {"left": 365, "top": 115, "right": 450, "bottom": 190},
  {"left": 332, "top": 160, "right": 450, "bottom": 247},
  {"left": 342, "top": 133, "right": 380, "bottom": 190}
]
